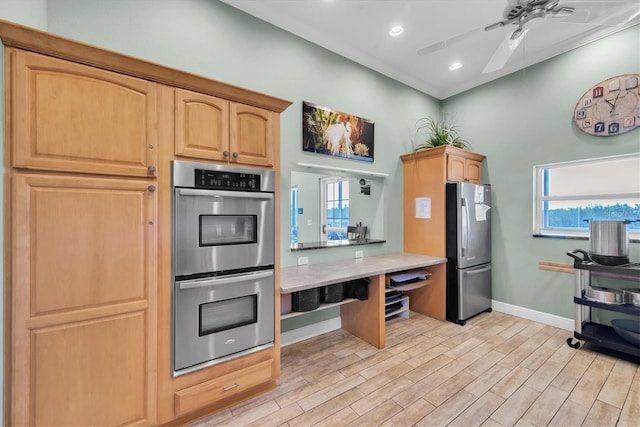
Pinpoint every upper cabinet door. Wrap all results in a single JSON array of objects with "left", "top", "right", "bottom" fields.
[
  {"left": 175, "top": 88, "right": 230, "bottom": 161},
  {"left": 465, "top": 160, "right": 482, "bottom": 183},
  {"left": 230, "top": 103, "right": 274, "bottom": 167},
  {"left": 9, "top": 49, "right": 158, "bottom": 177},
  {"left": 446, "top": 154, "right": 482, "bottom": 184},
  {"left": 447, "top": 155, "right": 467, "bottom": 182}
]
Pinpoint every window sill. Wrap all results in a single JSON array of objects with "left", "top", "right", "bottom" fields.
[{"left": 532, "top": 234, "right": 639, "bottom": 243}]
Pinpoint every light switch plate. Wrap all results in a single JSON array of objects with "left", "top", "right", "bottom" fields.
[
  {"left": 298, "top": 256, "right": 309, "bottom": 265},
  {"left": 355, "top": 250, "right": 364, "bottom": 258}
]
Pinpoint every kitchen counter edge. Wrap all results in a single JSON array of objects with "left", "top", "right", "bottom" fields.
[{"left": 280, "top": 252, "right": 447, "bottom": 294}]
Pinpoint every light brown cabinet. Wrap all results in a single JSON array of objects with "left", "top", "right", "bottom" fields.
[
  {"left": 6, "top": 48, "right": 158, "bottom": 426},
  {"left": 174, "top": 359, "right": 274, "bottom": 417},
  {"left": 446, "top": 151, "right": 482, "bottom": 183},
  {"left": 175, "top": 88, "right": 275, "bottom": 166},
  {"left": 3, "top": 20, "right": 290, "bottom": 427},
  {"left": 400, "top": 146, "right": 485, "bottom": 320},
  {"left": 9, "top": 173, "right": 157, "bottom": 426},
  {"left": 10, "top": 49, "right": 159, "bottom": 177}
]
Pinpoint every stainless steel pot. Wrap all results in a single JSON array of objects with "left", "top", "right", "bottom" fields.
[
  {"left": 585, "top": 286, "right": 624, "bottom": 304},
  {"left": 622, "top": 288, "right": 640, "bottom": 306},
  {"left": 587, "top": 220, "right": 638, "bottom": 266}
]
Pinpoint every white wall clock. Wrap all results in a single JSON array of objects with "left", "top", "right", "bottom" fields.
[{"left": 574, "top": 74, "right": 640, "bottom": 136}]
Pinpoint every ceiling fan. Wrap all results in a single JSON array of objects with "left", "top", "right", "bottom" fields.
[{"left": 417, "top": 0, "right": 640, "bottom": 74}]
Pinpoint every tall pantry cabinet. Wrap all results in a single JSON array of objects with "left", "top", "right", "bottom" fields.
[
  {"left": 6, "top": 48, "right": 160, "bottom": 426},
  {"left": 401, "top": 146, "right": 485, "bottom": 320},
  {"left": 2, "top": 19, "right": 291, "bottom": 426}
]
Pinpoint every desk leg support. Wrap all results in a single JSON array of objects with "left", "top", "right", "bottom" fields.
[{"left": 340, "top": 274, "right": 385, "bottom": 349}]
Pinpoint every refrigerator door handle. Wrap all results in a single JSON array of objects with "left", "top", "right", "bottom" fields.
[{"left": 461, "top": 201, "right": 469, "bottom": 256}]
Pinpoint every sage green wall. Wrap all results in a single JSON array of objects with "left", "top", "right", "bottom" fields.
[{"left": 441, "top": 25, "right": 640, "bottom": 319}]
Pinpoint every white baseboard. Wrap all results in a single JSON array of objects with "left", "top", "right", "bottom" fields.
[
  {"left": 281, "top": 317, "right": 342, "bottom": 347},
  {"left": 492, "top": 300, "right": 574, "bottom": 331}
]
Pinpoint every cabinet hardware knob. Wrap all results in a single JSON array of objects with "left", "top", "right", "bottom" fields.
[
  {"left": 148, "top": 144, "right": 154, "bottom": 149},
  {"left": 148, "top": 185, "right": 156, "bottom": 192},
  {"left": 148, "top": 166, "right": 156, "bottom": 173},
  {"left": 222, "top": 383, "right": 239, "bottom": 392},
  {"left": 223, "top": 150, "right": 229, "bottom": 157},
  {"left": 232, "top": 152, "right": 239, "bottom": 159},
  {"left": 148, "top": 220, "right": 154, "bottom": 225}
]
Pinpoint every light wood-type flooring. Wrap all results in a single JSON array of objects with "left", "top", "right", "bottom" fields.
[{"left": 189, "top": 311, "right": 640, "bottom": 427}]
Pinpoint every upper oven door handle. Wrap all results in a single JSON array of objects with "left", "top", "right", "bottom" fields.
[
  {"left": 176, "top": 188, "right": 274, "bottom": 199},
  {"left": 177, "top": 270, "right": 274, "bottom": 290}
]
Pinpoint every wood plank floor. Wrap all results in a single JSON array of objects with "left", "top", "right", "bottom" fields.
[{"left": 189, "top": 311, "right": 640, "bottom": 427}]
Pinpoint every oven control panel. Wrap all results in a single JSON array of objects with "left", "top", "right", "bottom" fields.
[{"left": 195, "top": 169, "right": 261, "bottom": 191}]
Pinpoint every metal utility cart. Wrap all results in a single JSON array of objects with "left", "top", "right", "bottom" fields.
[{"left": 566, "top": 250, "right": 640, "bottom": 357}]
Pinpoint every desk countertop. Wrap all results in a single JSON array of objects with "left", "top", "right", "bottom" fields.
[{"left": 280, "top": 252, "right": 447, "bottom": 294}]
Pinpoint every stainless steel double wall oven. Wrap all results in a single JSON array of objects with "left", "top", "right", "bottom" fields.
[{"left": 172, "top": 160, "right": 275, "bottom": 376}]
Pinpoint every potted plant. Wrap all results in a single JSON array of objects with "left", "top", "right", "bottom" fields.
[{"left": 413, "top": 116, "right": 468, "bottom": 151}]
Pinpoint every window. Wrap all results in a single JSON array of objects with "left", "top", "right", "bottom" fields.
[
  {"left": 533, "top": 153, "right": 640, "bottom": 239},
  {"left": 320, "top": 176, "right": 349, "bottom": 241}
]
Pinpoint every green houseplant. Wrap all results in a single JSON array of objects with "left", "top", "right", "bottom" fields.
[{"left": 413, "top": 116, "right": 468, "bottom": 151}]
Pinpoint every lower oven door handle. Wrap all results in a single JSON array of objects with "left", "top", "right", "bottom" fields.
[
  {"left": 177, "top": 270, "right": 274, "bottom": 290},
  {"left": 176, "top": 188, "right": 274, "bottom": 199}
]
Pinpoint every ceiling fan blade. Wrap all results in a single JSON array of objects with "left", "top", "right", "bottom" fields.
[{"left": 482, "top": 28, "right": 529, "bottom": 74}]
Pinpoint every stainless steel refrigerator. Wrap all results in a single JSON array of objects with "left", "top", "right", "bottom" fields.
[{"left": 445, "top": 182, "right": 492, "bottom": 325}]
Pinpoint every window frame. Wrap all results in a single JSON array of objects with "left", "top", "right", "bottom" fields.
[
  {"left": 320, "top": 176, "right": 349, "bottom": 241},
  {"left": 533, "top": 153, "right": 640, "bottom": 240}
]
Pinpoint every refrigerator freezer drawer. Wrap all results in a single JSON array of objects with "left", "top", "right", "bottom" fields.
[{"left": 458, "top": 264, "right": 492, "bottom": 321}]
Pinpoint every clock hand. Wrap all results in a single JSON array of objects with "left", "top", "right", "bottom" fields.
[{"left": 609, "top": 92, "right": 620, "bottom": 114}]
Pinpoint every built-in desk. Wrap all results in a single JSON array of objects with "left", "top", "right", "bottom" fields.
[{"left": 280, "top": 252, "right": 447, "bottom": 349}]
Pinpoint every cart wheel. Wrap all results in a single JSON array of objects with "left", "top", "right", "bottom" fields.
[{"left": 566, "top": 337, "right": 581, "bottom": 349}]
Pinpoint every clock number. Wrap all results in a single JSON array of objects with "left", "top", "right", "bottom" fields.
[
  {"left": 608, "top": 80, "right": 620, "bottom": 92},
  {"left": 608, "top": 123, "right": 620, "bottom": 134},
  {"left": 583, "top": 117, "right": 593, "bottom": 128},
  {"left": 626, "top": 77, "right": 638, "bottom": 90},
  {"left": 583, "top": 98, "right": 592, "bottom": 108},
  {"left": 576, "top": 109, "right": 586, "bottom": 119},
  {"left": 592, "top": 86, "right": 604, "bottom": 98},
  {"left": 623, "top": 116, "right": 635, "bottom": 128},
  {"left": 594, "top": 122, "right": 606, "bottom": 133}
]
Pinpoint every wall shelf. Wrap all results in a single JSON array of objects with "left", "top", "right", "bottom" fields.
[
  {"left": 386, "top": 279, "right": 431, "bottom": 292},
  {"left": 280, "top": 298, "right": 359, "bottom": 320},
  {"left": 296, "top": 162, "right": 388, "bottom": 178}
]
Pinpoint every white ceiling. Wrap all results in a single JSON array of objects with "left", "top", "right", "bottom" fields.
[{"left": 221, "top": 0, "right": 640, "bottom": 100}]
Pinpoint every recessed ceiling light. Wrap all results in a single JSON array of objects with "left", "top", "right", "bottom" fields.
[
  {"left": 389, "top": 26, "right": 404, "bottom": 37},
  {"left": 449, "top": 62, "right": 463, "bottom": 71}
]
